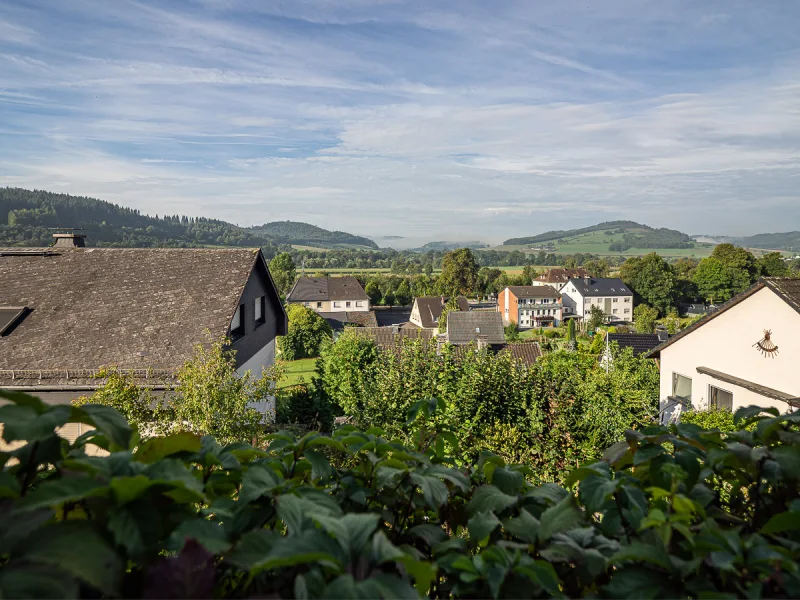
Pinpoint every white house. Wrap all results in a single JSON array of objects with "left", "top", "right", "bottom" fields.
[
  {"left": 648, "top": 278, "right": 800, "bottom": 423},
  {"left": 559, "top": 277, "right": 633, "bottom": 322}
]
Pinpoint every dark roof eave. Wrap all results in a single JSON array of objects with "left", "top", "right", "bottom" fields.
[{"left": 695, "top": 366, "right": 800, "bottom": 407}]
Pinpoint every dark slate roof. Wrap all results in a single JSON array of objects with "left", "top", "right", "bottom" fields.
[
  {"left": 506, "top": 285, "right": 561, "bottom": 299},
  {"left": 607, "top": 333, "right": 661, "bottom": 357},
  {"left": 413, "top": 296, "right": 470, "bottom": 328},
  {"left": 286, "top": 276, "right": 369, "bottom": 302},
  {"left": 287, "top": 277, "right": 329, "bottom": 302},
  {"left": 647, "top": 277, "right": 800, "bottom": 359},
  {"left": 446, "top": 311, "right": 505, "bottom": 345},
  {"left": 318, "top": 311, "right": 378, "bottom": 331},
  {"left": 351, "top": 328, "right": 540, "bottom": 367},
  {"left": 565, "top": 277, "right": 631, "bottom": 297},
  {"left": 373, "top": 307, "right": 412, "bottom": 327},
  {"left": 328, "top": 277, "right": 369, "bottom": 301},
  {"left": 535, "top": 268, "right": 590, "bottom": 284},
  {"left": 0, "top": 248, "right": 284, "bottom": 383},
  {"left": 502, "top": 341, "right": 542, "bottom": 366}
]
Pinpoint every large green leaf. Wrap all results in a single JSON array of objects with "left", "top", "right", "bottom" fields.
[
  {"left": 304, "top": 449, "right": 334, "bottom": 481},
  {"left": 109, "top": 475, "right": 153, "bottom": 505},
  {"left": 107, "top": 508, "right": 145, "bottom": 558},
  {"left": 503, "top": 509, "right": 540, "bottom": 544},
  {"left": 468, "top": 510, "right": 501, "bottom": 542},
  {"left": 238, "top": 464, "right": 281, "bottom": 504},
  {"left": 0, "top": 390, "right": 50, "bottom": 414},
  {"left": 21, "top": 521, "right": 122, "bottom": 595},
  {"left": 134, "top": 432, "right": 202, "bottom": 463},
  {"left": 0, "top": 404, "right": 70, "bottom": 443},
  {"left": 225, "top": 530, "right": 279, "bottom": 570},
  {"left": 409, "top": 523, "right": 449, "bottom": 547},
  {"left": 603, "top": 565, "right": 672, "bottom": 598},
  {"left": 17, "top": 477, "right": 106, "bottom": 511},
  {"left": 0, "top": 471, "right": 21, "bottom": 499},
  {"left": 311, "top": 512, "right": 379, "bottom": 555},
  {"left": 467, "top": 484, "right": 518, "bottom": 516},
  {"left": 70, "top": 404, "right": 133, "bottom": 450},
  {"left": 491, "top": 467, "right": 524, "bottom": 495},
  {"left": 0, "top": 564, "right": 78, "bottom": 599},
  {"left": 168, "top": 518, "right": 231, "bottom": 553},
  {"left": 250, "top": 529, "right": 342, "bottom": 574},
  {"left": 410, "top": 473, "right": 449, "bottom": 510},
  {"left": 538, "top": 495, "right": 583, "bottom": 542},
  {"left": 610, "top": 542, "right": 673, "bottom": 570},
  {"left": 0, "top": 507, "right": 53, "bottom": 554},
  {"left": 761, "top": 511, "right": 800, "bottom": 534}
]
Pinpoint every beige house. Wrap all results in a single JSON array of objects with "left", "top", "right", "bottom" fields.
[
  {"left": 286, "top": 276, "right": 370, "bottom": 313},
  {"left": 649, "top": 278, "right": 800, "bottom": 423},
  {"left": 409, "top": 296, "right": 469, "bottom": 329},
  {"left": 559, "top": 277, "right": 633, "bottom": 323}
]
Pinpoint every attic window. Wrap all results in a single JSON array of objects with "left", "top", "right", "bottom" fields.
[
  {"left": 0, "top": 306, "right": 31, "bottom": 336},
  {"left": 230, "top": 304, "right": 245, "bottom": 339}
]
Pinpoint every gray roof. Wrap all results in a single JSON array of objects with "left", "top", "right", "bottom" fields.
[
  {"left": 607, "top": 333, "right": 661, "bottom": 357},
  {"left": 446, "top": 311, "right": 505, "bottom": 345},
  {"left": 648, "top": 277, "right": 800, "bottom": 359},
  {"left": 0, "top": 247, "right": 284, "bottom": 383},
  {"left": 565, "top": 277, "right": 631, "bottom": 297},
  {"left": 413, "top": 296, "right": 470, "bottom": 328},
  {"left": 506, "top": 285, "right": 561, "bottom": 299},
  {"left": 286, "top": 276, "right": 369, "bottom": 302},
  {"left": 318, "top": 311, "right": 378, "bottom": 331}
]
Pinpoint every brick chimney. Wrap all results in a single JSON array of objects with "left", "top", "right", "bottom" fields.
[{"left": 52, "top": 232, "right": 86, "bottom": 248}]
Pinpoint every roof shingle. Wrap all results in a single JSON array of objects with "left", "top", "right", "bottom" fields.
[
  {"left": 446, "top": 311, "right": 505, "bottom": 345},
  {"left": 0, "top": 247, "right": 268, "bottom": 375}
]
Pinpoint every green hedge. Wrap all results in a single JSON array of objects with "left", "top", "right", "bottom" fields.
[{"left": 1, "top": 390, "right": 799, "bottom": 598}]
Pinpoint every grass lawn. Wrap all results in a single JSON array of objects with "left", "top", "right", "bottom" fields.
[{"left": 277, "top": 358, "right": 317, "bottom": 389}]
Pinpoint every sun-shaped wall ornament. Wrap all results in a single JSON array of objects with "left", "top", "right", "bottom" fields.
[{"left": 753, "top": 330, "right": 779, "bottom": 358}]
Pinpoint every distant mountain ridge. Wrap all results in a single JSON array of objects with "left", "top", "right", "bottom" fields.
[
  {"left": 248, "top": 221, "right": 377, "bottom": 249},
  {"left": 504, "top": 221, "right": 694, "bottom": 250},
  {"left": 413, "top": 241, "right": 488, "bottom": 251},
  {"left": 733, "top": 231, "right": 800, "bottom": 251},
  {"left": 0, "top": 188, "right": 375, "bottom": 250}
]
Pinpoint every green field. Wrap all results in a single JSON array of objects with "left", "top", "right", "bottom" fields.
[
  {"left": 491, "top": 229, "right": 717, "bottom": 259},
  {"left": 277, "top": 358, "right": 317, "bottom": 389}
]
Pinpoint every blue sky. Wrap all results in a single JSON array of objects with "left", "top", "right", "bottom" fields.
[{"left": 1, "top": 0, "right": 799, "bottom": 244}]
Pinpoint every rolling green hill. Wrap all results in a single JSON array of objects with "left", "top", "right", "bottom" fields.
[
  {"left": 734, "top": 231, "right": 800, "bottom": 252},
  {"left": 498, "top": 221, "right": 712, "bottom": 258},
  {"left": 248, "top": 221, "right": 378, "bottom": 249}
]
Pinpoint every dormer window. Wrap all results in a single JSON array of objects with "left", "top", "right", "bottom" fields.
[{"left": 0, "top": 306, "right": 31, "bottom": 336}]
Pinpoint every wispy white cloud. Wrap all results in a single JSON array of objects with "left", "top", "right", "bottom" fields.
[{"left": 0, "top": 0, "right": 798, "bottom": 241}]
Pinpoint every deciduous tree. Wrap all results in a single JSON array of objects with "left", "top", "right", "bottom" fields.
[
  {"left": 438, "top": 248, "right": 479, "bottom": 296},
  {"left": 269, "top": 252, "right": 296, "bottom": 297},
  {"left": 278, "top": 304, "right": 333, "bottom": 360},
  {"left": 633, "top": 303, "right": 659, "bottom": 334},
  {"left": 619, "top": 252, "right": 677, "bottom": 315}
]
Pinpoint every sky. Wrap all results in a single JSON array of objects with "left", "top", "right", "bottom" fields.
[{"left": 1, "top": 0, "right": 799, "bottom": 244}]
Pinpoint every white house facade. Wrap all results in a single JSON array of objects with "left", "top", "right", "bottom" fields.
[
  {"left": 649, "top": 278, "right": 800, "bottom": 423},
  {"left": 560, "top": 277, "right": 633, "bottom": 322}
]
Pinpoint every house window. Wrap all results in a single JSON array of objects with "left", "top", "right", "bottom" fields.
[
  {"left": 624, "top": 308, "right": 630, "bottom": 314},
  {"left": 613, "top": 297, "right": 618, "bottom": 303},
  {"left": 672, "top": 373, "right": 692, "bottom": 401},
  {"left": 333, "top": 301, "right": 341, "bottom": 308},
  {"left": 612, "top": 308, "right": 618, "bottom": 314},
  {"left": 346, "top": 301, "right": 351, "bottom": 308},
  {"left": 254, "top": 296, "right": 265, "bottom": 325},
  {"left": 585, "top": 298, "right": 591, "bottom": 303},
  {"left": 356, "top": 301, "right": 363, "bottom": 307},
  {"left": 709, "top": 386, "right": 733, "bottom": 411},
  {"left": 317, "top": 301, "right": 322, "bottom": 308},
  {"left": 624, "top": 297, "right": 631, "bottom": 303},
  {"left": 231, "top": 304, "right": 245, "bottom": 338}
]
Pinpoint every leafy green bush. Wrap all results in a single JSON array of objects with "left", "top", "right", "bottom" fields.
[
  {"left": 680, "top": 407, "right": 737, "bottom": 432},
  {"left": 1, "top": 391, "right": 799, "bottom": 598},
  {"left": 319, "top": 335, "right": 658, "bottom": 481},
  {"left": 278, "top": 304, "right": 333, "bottom": 360}
]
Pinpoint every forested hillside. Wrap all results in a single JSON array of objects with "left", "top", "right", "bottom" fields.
[
  {"left": 0, "top": 188, "right": 373, "bottom": 250},
  {"left": 504, "top": 221, "right": 695, "bottom": 251},
  {"left": 735, "top": 231, "right": 800, "bottom": 251},
  {"left": 0, "top": 188, "right": 273, "bottom": 248},
  {"left": 248, "top": 220, "right": 378, "bottom": 249}
]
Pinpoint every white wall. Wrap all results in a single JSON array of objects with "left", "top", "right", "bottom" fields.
[{"left": 659, "top": 287, "right": 800, "bottom": 422}]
